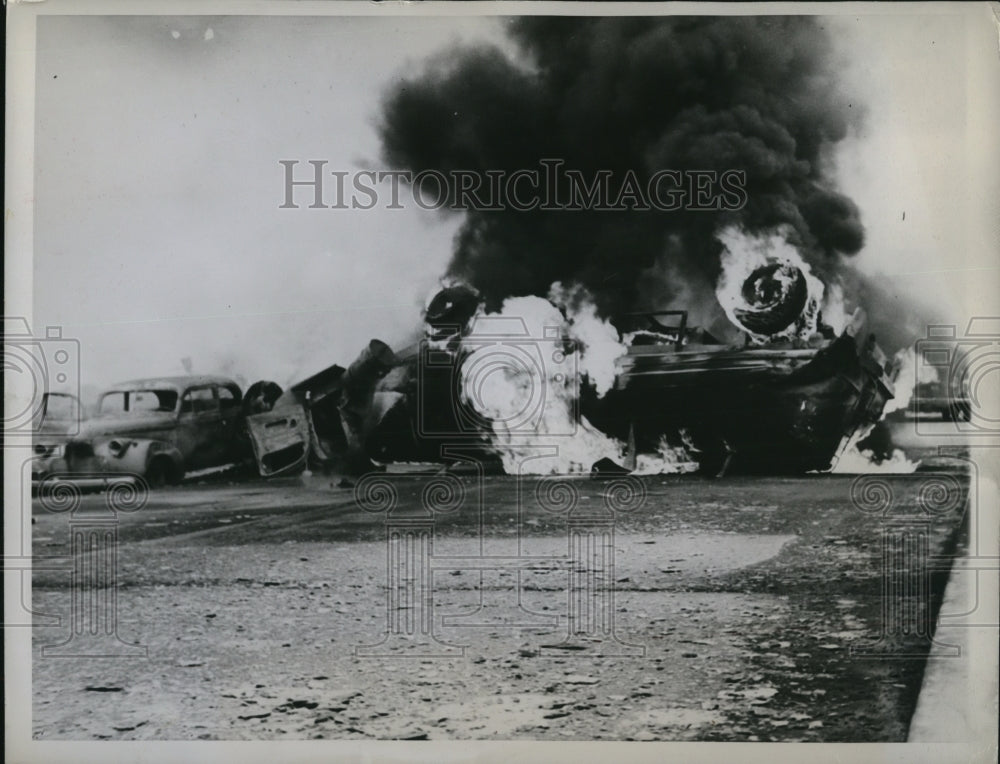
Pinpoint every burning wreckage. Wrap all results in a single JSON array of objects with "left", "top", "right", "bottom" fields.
[
  {"left": 34, "top": 19, "right": 907, "bottom": 487},
  {"left": 33, "top": 240, "right": 896, "bottom": 487},
  {"left": 245, "top": 249, "right": 896, "bottom": 478}
]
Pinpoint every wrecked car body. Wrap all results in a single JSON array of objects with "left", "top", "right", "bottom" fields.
[
  {"left": 34, "top": 376, "right": 248, "bottom": 487},
  {"left": 245, "top": 340, "right": 405, "bottom": 476}
]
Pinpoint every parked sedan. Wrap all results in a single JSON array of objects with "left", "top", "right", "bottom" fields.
[{"left": 34, "top": 375, "right": 248, "bottom": 487}]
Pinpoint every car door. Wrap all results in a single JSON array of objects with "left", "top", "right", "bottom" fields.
[
  {"left": 176, "top": 385, "right": 226, "bottom": 470},
  {"left": 215, "top": 383, "right": 247, "bottom": 461}
]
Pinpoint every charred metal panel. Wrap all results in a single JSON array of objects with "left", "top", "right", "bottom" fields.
[
  {"left": 245, "top": 341, "right": 400, "bottom": 477},
  {"left": 245, "top": 408, "right": 310, "bottom": 477}
]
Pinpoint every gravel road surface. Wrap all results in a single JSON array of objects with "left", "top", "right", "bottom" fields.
[{"left": 30, "top": 469, "right": 968, "bottom": 741}]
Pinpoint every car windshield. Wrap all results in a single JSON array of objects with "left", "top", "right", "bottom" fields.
[
  {"left": 43, "top": 393, "right": 80, "bottom": 421},
  {"left": 98, "top": 389, "right": 178, "bottom": 415}
]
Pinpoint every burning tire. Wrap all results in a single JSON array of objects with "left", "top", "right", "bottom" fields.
[
  {"left": 732, "top": 262, "right": 810, "bottom": 336},
  {"left": 425, "top": 286, "right": 481, "bottom": 339}
]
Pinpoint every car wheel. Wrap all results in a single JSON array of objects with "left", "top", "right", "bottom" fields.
[{"left": 146, "top": 457, "right": 179, "bottom": 489}]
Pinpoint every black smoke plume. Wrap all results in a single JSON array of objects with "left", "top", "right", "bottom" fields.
[{"left": 379, "top": 17, "right": 865, "bottom": 326}]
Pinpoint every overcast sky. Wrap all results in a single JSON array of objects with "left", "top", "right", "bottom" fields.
[{"left": 29, "top": 9, "right": 1000, "bottom": 394}]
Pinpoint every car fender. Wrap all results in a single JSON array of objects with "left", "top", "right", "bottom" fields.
[{"left": 93, "top": 437, "right": 183, "bottom": 477}]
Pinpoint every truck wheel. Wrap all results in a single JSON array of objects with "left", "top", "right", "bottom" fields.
[{"left": 732, "top": 262, "right": 809, "bottom": 336}]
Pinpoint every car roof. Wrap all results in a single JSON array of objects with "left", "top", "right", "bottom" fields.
[{"left": 102, "top": 375, "right": 240, "bottom": 393}]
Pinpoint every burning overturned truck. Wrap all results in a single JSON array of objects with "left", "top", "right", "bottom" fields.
[{"left": 245, "top": 236, "right": 896, "bottom": 478}]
